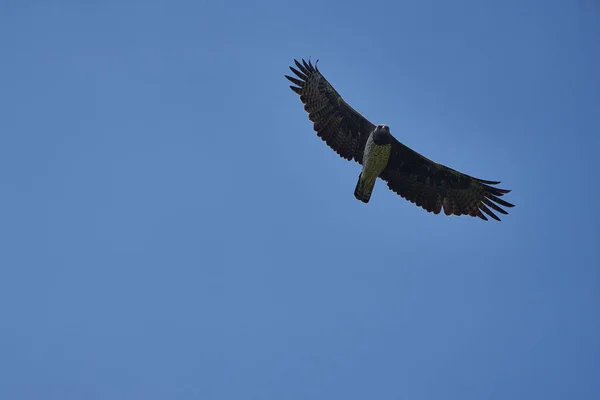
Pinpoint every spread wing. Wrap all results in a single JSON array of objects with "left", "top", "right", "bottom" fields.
[
  {"left": 285, "top": 59, "right": 375, "bottom": 164},
  {"left": 380, "top": 138, "right": 514, "bottom": 221}
]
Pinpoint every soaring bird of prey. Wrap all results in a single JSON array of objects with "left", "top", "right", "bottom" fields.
[{"left": 285, "top": 58, "right": 514, "bottom": 221}]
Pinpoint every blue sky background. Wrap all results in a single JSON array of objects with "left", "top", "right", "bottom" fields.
[{"left": 1, "top": 0, "right": 598, "bottom": 399}]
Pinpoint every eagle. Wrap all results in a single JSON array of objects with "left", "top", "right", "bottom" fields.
[{"left": 285, "top": 58, "right": 514, "bottom": 221}]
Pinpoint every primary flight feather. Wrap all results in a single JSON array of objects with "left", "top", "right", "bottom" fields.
[{"left": 285, "top": 58, "right": 514, "bottom": 221}]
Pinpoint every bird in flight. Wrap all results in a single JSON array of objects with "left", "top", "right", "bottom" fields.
[{"left": 285, "top": 58, "right": 514, "bottom": 221}]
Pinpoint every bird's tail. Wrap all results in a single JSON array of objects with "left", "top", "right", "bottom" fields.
[{"left": 354, "top": 173, "right": 375, "bottom": 203}]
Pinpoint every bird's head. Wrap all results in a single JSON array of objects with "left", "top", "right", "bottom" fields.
[
  {"left": 373, "top": 124, "right": 391, "bottom": 144},
  {"left": 376, "top": 124, "right": 390, "bottom": 133}
]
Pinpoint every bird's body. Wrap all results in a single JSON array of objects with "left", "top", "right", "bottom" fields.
[
  {"left": 354, "top": 125, "right": 392, "bottom": 203},
  {"left": 285, "top": 58, "right": 514, "bottom": 221}
]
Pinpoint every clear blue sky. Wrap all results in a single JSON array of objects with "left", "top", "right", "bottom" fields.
[{"left": 1, "top": 0, "right": 598, "bottom": 399}]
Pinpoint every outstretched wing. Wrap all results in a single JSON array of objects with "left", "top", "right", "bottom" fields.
[
  {"left": 380, "top": 138, "right": 514, "bottom": 221},
  {"left": 285, "top": 59, "right": 375, "bottom": 164}
]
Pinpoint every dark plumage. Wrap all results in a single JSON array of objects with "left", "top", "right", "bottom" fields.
[{"left": 285, "top": 58, "right": 514, "bottom": 221}]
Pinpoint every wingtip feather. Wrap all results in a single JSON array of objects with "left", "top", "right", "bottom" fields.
[
  {"left": 285, "top": 75, "right": 304, "bottom": 87},
  {"left": 295, "top": 59, "right": 309, "bottom": 75},
  {"left": 476, "top": 211, "right": 489, "bottom": 221},
  {"left": 477, "top": 178, "right": 502, "bottom": 184},
  {"left": 479, "top": 204, "right": 501, "bottom": 221},
  {"left": 487, "top": 193, "right": 515, "bottom": 208},
  {"left": 289, "top": 66, "right": 308, "bottom": 80}
]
